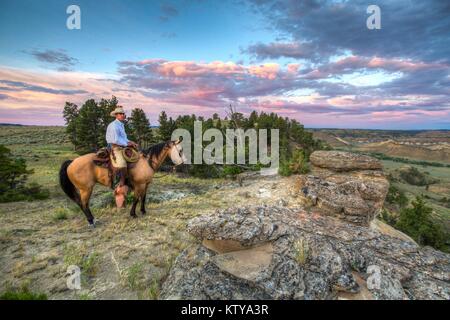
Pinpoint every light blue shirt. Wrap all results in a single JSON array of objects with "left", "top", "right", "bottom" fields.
[{"left": 106, "top": 119, "right": 129, "bottom": 146}]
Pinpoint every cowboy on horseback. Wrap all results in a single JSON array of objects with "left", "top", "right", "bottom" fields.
[
  {"left": 59, "top": 105, "right": 187, "bottom": 227},
  {"left": 106, "top": 106, "right": 138, "bottom": 188}
]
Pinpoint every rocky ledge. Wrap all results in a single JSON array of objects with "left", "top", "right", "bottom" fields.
[
  {"left": 310, "top": 150, "right": 382, "bottom": 171},
  {"left": 161, "top": 206, "right": 450, "bottom": 300},
  {"left": 297, "top": 151, "right": 389, "bottom": 226}
]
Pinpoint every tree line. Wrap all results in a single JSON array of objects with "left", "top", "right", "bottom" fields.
[{"left": 63, "top": 97, "right": 326, "bottom": 177}]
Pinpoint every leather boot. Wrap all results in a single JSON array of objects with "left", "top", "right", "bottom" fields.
[{"left": 118, "top": 167, "right": 128, "bottom": 187}]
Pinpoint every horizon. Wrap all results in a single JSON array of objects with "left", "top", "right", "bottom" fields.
[
  {"left": 0, "top": 0, "right": 449, "bottom": 129},
  {"left": 2, "top": 121, "right": 450, "bottom": 132}
]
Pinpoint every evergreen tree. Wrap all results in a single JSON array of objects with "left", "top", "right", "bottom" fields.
[
  {"left": 63, "top": 96, "right": 121, "bottom": 154},
  {"left": 396, "top": 196, "right": 445, "bottom": 249},
  {"left": 62, "top": 102, "right": 79, "bottom": 149},
  {"left": 158, "top": 111, "right": 176, "bottom": 141},
  {"left": 247, "top": 110, "right": 258, "bottom": 129},
  {"left": 128, "top": 108, "right": 152, "bottom": 148},
  {"left": 74, "top": 99, "right": 105, "bottom": 154},
  {"left": 99, "top": 96, "right": 119, "bottom": 130},
  {"left": 386, "top": 185, "right": 408, "bottom": 208},
  {"left": 0, "top": 145, "right": 32, "bottom": 192},
  {"left": 0, "top": 145, "right": 48, "bottom": 202},
  {"left": 215, "top": 118, "right": 222, "bottom": 130}
]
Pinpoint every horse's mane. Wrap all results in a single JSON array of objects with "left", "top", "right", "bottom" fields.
[{"left": 144, "top": 141, "right": 169, "bottom": 159}]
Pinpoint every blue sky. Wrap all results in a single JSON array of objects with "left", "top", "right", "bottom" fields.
[
  {"left": 0, "top": 0, "right": 449, "bottom": 129},
  {"left": 0, "top": 0, "right": 273, "bottom": 71}
]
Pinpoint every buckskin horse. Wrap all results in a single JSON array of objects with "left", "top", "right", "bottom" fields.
[{"left": 59, "top": 140, "right": 187, "bottom": 227}]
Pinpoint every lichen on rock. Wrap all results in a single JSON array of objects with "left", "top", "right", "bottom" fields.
[
  {"left": 161, "top": 205, "right": 450, "bottom": 300},
  {"left": 296, "top": 151, "right": 389, "bottom": 226}
]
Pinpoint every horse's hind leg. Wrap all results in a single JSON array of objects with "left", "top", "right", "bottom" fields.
[
  {"left": 79, "top": 187, "right": 95, "bottom": 226},
  {"left": 140, "top": 194, "right": 147, "bottom": 215},
  {"left": 140, "top": 184, "right": 149, "bottom": 215},
  {"left": 130, "top": 197, "right": 139, "bottom": 218}
]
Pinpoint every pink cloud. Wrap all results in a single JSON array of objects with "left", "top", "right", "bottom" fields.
[
  {"left": 248, "top": 63, "right": 280, "bottom": 80},
  {"left": 1, "top": 55, "right": 449, "bottom": 129}
]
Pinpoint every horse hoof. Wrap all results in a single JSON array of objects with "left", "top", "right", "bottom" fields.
[
  {"left": 130, "top": 214, "right": 137, "bottom": 219},
  {"left": 88, "top": 219, "right": 100, "bottom": 228}
]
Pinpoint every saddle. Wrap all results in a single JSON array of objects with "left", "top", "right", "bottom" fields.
[{"left": 93, "top": 146, "right": 139, "bottom": 189}]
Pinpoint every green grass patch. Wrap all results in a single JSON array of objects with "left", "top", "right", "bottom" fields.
[{"left": 0, "top": 285, "right": 47, "bottom": 300}]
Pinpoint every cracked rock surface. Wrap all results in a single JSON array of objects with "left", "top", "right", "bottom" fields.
[{"left": 161, "top": 206, "right": 450, "bottom": 300}]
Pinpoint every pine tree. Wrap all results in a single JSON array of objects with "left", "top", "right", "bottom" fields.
[
  {"left": 62, "top": 102, "right": 79, "bottom": 149},
  {"left": 0, "top": 145, "right": 33, "bottom": 192},
  {"left": 158, "top": 111, "right": 175, "bottom": 141},
  {"left": 63, "top": 96, "right": 122, "bottom": 154},
  {"left": 247, "top": 110, "right": 258, "bottom": 129},
  {"left": 0, "top": 145, "right": 48, "bottom": 202},
  {"left": 74, "top": 99, "right": 105, "bottom": 154},
  {"left": 99, "top": 96, "right": 119, "bottom": 130},
  {"left": 215, "top": 118, "right": 222, "bottom": 130},
  {"left": 396, "top": 196, "right": 445, "bottom": 249},
  {"left": 128, "top": 108, "right": 152, "bottom": 148}
]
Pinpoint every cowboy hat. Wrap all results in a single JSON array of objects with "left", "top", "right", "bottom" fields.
[{"left": 110, "top": 106, "right": 125, "bottom": 117}]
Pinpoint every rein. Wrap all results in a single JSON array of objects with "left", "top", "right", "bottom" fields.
[
  {"left": 151, "top": 163, "right": 182, "bottom": 179},
  {"left": 147, "top": 153, "right": 184, "bottom": 179}
]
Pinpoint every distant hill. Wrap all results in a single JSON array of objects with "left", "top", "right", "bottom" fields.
[
  {"left": 310, "top": 130, "right": 351, "bottom": 148},
  {"left": 358, "top": 140, "right": 450, "bottom": 164},
  {"left": 0, "top": 123, "right": 24, "bottom": 126}
]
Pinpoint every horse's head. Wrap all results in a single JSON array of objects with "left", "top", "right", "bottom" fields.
[{"left": 168, "top": 138, "right": 187, "bottom": 165}]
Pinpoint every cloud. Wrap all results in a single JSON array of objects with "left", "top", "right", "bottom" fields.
[
  {"left": 1, "top": 50, "right": 449, "bottom": 128},
  {"left": 159, "top": 3, "right": 179, "bottom": 22},
  {"left": 25, "top": 49, "right": 79, "bottom": 71},
  {"left": 161, "top": 32, "right": 177, "bottom": 38},
  {"left": 244, "top": 41, "right": 328, "bottom": 61},
  {"left": 114, "top": 57, "right": 450, "bottom": 127},
  {"left": 247, "top": 0, "right": 450, "bottom": 63},
  {"left": 0, "top": 80, "right": 87, "bottom": 95}
]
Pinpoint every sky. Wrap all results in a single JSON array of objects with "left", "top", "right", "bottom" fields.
[{"left": 0, "top": 0, "right": 449, "bottom": 129}]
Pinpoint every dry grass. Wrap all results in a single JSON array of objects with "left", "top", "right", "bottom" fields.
[
  {"left": 0, "top": 125, "right": 299, "bottom": 299},
  {"left": 293, "top": 238, "right": 310, "bottom": 265}
]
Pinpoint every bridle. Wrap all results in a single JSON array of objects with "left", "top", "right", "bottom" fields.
[{"left": 149, "top": 144, "right": 185, "bottom": 179}]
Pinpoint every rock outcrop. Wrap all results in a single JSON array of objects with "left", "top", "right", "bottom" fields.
[
  {"left": 160, "top": 206, "right": 450, "bottom": 300},
  {"left": 297, "top": 151, "right": 389, "bottom": 226},
  {"left": 310, "top": 151, "right": 382, "bottom": 171}
]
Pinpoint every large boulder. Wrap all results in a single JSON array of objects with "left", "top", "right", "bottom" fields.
[
  {"left": 161, "top": 206, "right": 450, "bottom": 300},
  {"left": 296, "top": 151, "right": 389, "bottom": 226}
]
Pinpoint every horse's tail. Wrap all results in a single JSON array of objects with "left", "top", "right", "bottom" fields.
[{"left": 59, "top": 160, "right": 80, "bottom": 205}]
